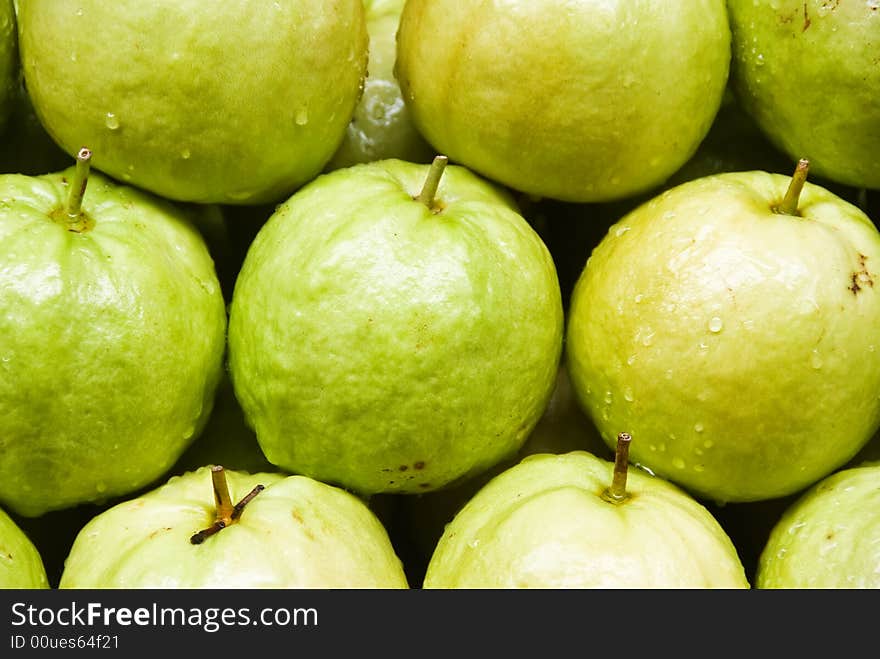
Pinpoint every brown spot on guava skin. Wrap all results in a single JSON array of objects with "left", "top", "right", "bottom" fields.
[
  {"left": 419, "top": 483, "right": 431, "bottom": 489},
  {"left": 399, "top": 465, "right": 408, "bottom": 471},
  {"left": 292, "top": 510, "right": 303, "bottom": 524},
  {"left": 413, "top": 461, "right": 425, "bottom": 470},
  {"left": 803, "top": 2, "right": 811, "bottom": 31},
  {"left": 849, "top": 253, "right": 874, "bottom": 295},
  {"left": 826, "top": 531, "right": 835, "bottom": 540}
]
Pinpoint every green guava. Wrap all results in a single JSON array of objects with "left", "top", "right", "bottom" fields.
[
  {"left": 395, "top": 0, "right": 730, "bottom": 202},
  {"left": 0, "top": 505, "right": 48, "bottom": 588},
  {"left": 17, "top": 0, "right": 368, "bottom": 204},
  {"left": 727, "top": 0, "right": 880, "bottom": 189},
  {"left": 0, "top": 152, "right": 227, "bottom": 517},
  {"left": 228, "top": 157, "right": 564, "bottom": 496},
  {"left": 756, "top": 461, "right": 880, "bottom": 588},
  {"left": 59, "top": 466, "right": 409, "bottom": 588},
  {"left": 423, "top": 448, "right": 750, "bottom": 588},
  {"left": 566, "top": 164, "right": 880, "bottom": 504},
  {"left": 325, "top": 0, "right": 433, "bottom": 170}
]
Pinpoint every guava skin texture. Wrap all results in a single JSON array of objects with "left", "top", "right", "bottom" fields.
[
  {"left": 59, "top": 468, "right": 409, "bottom": 589},
  {"left": 228, "top": 159, "right": 564, "bottom": 497},
  {"left": 727, "top": 0, "right": 880, "bottom": 190},
  {"left": 0, "top": 505, "right": 49, "bottom": 588},
  {"left": 757, "top": 462, "right": 880, "bottom": 588},
  {"left": 566, "top": 171, "right": 880, "bottom": 504},
  {"left": 0, "top": 0, "right": 15, "bottom": 136},
  {"left": 17, "top": 1, "right": 368, "bottom": 205},
  {"left": 395, "top": 0, "right": 731, "bottom": 203},
  {"left": 423, "top": 451, "right": 750, "bottom": 588},
  {"left": 0, "top": 167, "right": 227, "bottom": 518},
  {"left": 325, "top": 0, "right": 434, "bottom": 170}
]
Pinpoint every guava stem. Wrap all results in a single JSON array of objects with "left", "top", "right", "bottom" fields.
[
  {"left": 231, "top": 484, "right": 265, "bottom": 521},
  {"left": 602, "top": 432, "right": 632, "bottom": 504},
  {"left": 211, "top": 465, "right": 234, "bottom": 524},
  {"left": 415, "top": 155, "right": 448, "bottom": 210},
  {"left": 775, "top": 158, "right": 810, "bottom": 216},
  {"left": 66, "top": 147, "right": 92, "bottom": 219},
  {"left": 190, "top": 466, "right": 266, "bottom": 545}
]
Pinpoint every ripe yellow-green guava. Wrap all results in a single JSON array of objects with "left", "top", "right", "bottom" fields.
[
  {"left": 59, "top": 467, "right": 409, "bottom": 588},
  {"left": 0, "top": 153, "right": 227, "bottom": 517},
  {"left": 757, "top": 461, "right": 880, "bottom": 588},
  {"left": 395, "top": 0, "right": 730, "bottom": 202},
  {"left": 228, "top": 157, "right": 564, "bottom": 496},
  {"left": 423, "top": 449, "right": 750, "bottom": 588},
  {"left": 0, "top": 505, "right": 48, "bottom": 588},
  {"left": 0, "top": 0, "right": 16, "bottom": 135},
  {"left": 326, "top": 0, "right": 433, "bottom": 170},
  {"left": 727, "top": 0, "right": 880, "bottom": 189},
  {"left": 17, "top": 0, "right": 368, "bottom": 204},
  {"left": 566, "top": 165, "right": 880, "bottom": 504}
]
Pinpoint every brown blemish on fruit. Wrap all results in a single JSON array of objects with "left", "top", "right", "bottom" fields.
[
  {"left": 419, "top": 483, "right": 431, "bottom": 489},
  {"left": 292, "top": 510, "right": 303, "bottom": 524},
  {"left": 399, "top": 465, "right": 408, "bottom": 471},
  {"left": 802, "top": 2, "right": 811, "bottom": 31},
  {"left": 826, "top": 531, "right": 835, "bottom": 540},
  {"left": 849, "top": 253, "right": 874, "bottom": 295},
  {"left": 148, "top": 527, "right": 173, "bottom": 539},
  {"left": 413, "top": 461, "right": 425, "bottom": 470}
]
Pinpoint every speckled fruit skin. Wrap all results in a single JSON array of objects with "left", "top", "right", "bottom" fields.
[
  {"left": 566, "top": 171, "right": 880, "bottom": 504},
  {"left": 423, "top": 451, "right": 750, "bottom": 588},
  {"left": 17, "top": 0, "right": 368, "bottom": 204},
  {"left": 757, "top": 461, "right": 880, "bottom": 588},
  {"left": 0, "top": 505, "right": 48, "bottom": 588},
  {"left": 727, "top": 0, "right": 880, "bottom": 189},
  {"left": 0, "top": 167, "right": 227, "bottom": 518},
  {"left": 395, "top": 0, "right": 730, "bottom": 203},
  {"left": 228, "top": 159, "right": 563, "bottom": 497},
  {"left": 59, "top": 468, "right": 409, "bottom": 588}
]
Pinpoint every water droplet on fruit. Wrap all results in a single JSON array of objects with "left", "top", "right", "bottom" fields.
[
  {"left": 704, "top": 439, "right": 714, "bottom": 449},
  {"left": 708, "top": 316, "right": 723, "bottom": 333},
  {"left": 665, "top": 369, "right": 674, "bottom": 380},
  {"left": 105, "top": 113, "right": 120, "bottom": 130},
  {"left": 662, "top": 211, "right": 676, "bottom": 220},
  {"left": 672, "top": 457, "right": 686, "bottom": 469},
  {"left": 295, "top": 108, "right": 309, "bottom": 125},
  {"left": 96, "top": 483, "right": 107, "bottom": 494},
  {"left": 699, "top": 341, "right": 709, "bottom": 351},
  {"left": 180, "top": 148, "right": 191, "bottom": 159},
  {"left": 810, "top": 350, "right": 823, "bottom": 369},
  {"left": 615, "top": 225, "right": 630, "bottom": 237},
  {"left": 467, "top": 538, "right": 480, "bottom": 549},
  {"left": 869, "top": 344, "right": 876, "bottom": 353},
  {"left": 648, "top": 444, "right": 657, "bottom": 452},
  {"left": 694, "top": 423, "right": 704, "bottom": 433},
  {"left": 604, "top": 391, "right": 613, "bottom": 404},
  {"left": 634, "top": 293, "right": 643, "bottom": 303},
  {"left": 756, "top": 53, "right": 765, "bottom": 66},
  {"left": 76, "top": 8, "right": 83, "bottom": 16},
  {"left": 626, "top": 354, "right": 637, "bottom": 366},
  {"left": 70, "top": 53, "right": 77, "bottom": 62},
  {"left": 623, "top": 388, "right": 634, "bottom": 402},
  {"left": 641, "top": 330, "right": 655, "bottom": 347}
]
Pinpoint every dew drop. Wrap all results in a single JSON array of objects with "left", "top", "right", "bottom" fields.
[
  {"left": 96, "top": 483, "right": 107, "bottom": 494},
  {"left": 604, "top": 391, "right": 614, "bottom": 404},
  {"left": 641, "top": 330, "right": 655, "bottom": 347},
  {"left": 694, "top": 464, "right": 705, "bottom": 473},
  {"left": 634, "top": 293, "right": 643, "bottom": 303},
  {"left": 105, "top": 112, "right": 120, "bottom": 130},
  {"left": 672, "top": 457, "right": 686, "bottom": 469},
  {"left": 615, "top": 225, "right": 631, "bottom": 237},
  {"left": 623, "top": 388, "right": 634, "bottom": 403},
  {"left": 810, "top": 349, "right": 823, "bottom": 369},
  {"left": 708, "top": 316, "right": 723, "bottom": 333},
  {"left": 295, "top": 108, "right": 309, "bottom": 125},
  {"left": 467, "top": 538, "right": 480, "bottom": 549},
  {"left": 626, "top": 354, "right": 637, "bottom": 366},
  {"left": 694, "top": 423, "right": 704, "bottom": 433},
  {"left": 704, "top": 439, "right": 714, "bottom": 449},
  {"left": 180, "top": 148, "right": 191, "bottom": 160}
]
